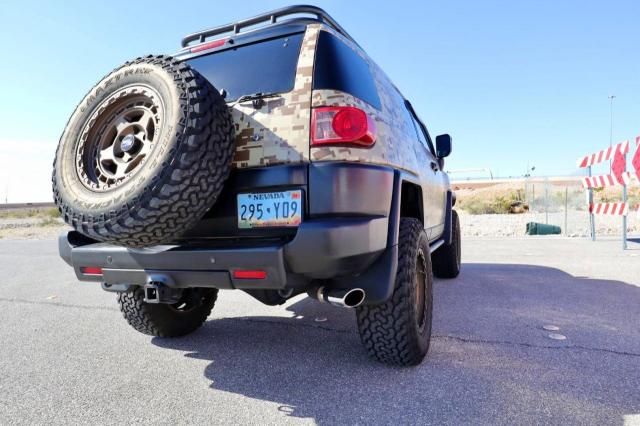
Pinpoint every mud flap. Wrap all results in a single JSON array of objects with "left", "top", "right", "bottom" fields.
[
  {"left": 441, "top": 191, "right": 453, "bottom": 245},
  {"left": 334, "top": 244, "right": 398, "bottom": 305}
]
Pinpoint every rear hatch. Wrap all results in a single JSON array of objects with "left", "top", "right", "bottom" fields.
[
  {"left": 178, "top": 25, "right": 318, "bottom": 241},
  {"left": 186, "top": 25, "right": 315, "bottom": 169}
]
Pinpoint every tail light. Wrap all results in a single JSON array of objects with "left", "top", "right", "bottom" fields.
[
  {"left": 311, "top": 106, "right": 376, "bottom": 147},
  {"left": 80, "top": 266, "right": 103, "bottom": 276}
]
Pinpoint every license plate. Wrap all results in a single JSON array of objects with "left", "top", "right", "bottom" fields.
[{"left": 237, "top": 190, "right": 303, "bottom": 229}]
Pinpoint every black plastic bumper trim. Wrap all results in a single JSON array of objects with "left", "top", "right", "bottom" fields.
[
  {"left": 60, "top": 212, "right": 388, "bottom": 289},
  {"left": 284, "top": 216, "right": 388, "bottom": 279},
  {"left": 308, "top": 162, "right": 394, "bottom": 217}
]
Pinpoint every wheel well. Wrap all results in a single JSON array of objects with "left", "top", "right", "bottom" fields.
[{"left": 400, "top": 181, "right": 423, "bottom": 224}]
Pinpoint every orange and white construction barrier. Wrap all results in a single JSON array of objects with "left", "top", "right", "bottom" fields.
[
  {"left": 577, "top": 140, "right": 630, "bottom": 168},
  {"left": 577, "top": 135, "right": 639, "bottom": 249},
  {"left": 581, "top": 172, "right": 632, "bottom": 189},
  {"left": 632, "top": 136, "right": 640, "bottom": 181},
  {"left": 589, "top": 202, "right": 629, "bottom": 216}
]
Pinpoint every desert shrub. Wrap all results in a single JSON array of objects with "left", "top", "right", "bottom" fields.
[
  {"left": 0, "top": 207, "right": 60, "bottom": 219},
  {"left": 44, "top": 208, "right": 61, "bottom": 218},
  {"left": 39, "top": 217, "right": 61, "bottom": 227},
  {"left": 458, "top": 190, "right": 523, "bottom": 214}
]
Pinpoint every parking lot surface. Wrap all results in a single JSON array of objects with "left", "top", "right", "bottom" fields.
[{"left": 0, "top": 236, "right": 639, "bottom": 425}]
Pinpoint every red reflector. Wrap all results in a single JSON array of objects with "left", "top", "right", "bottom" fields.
[
  {"left": 311, "top": 106, "right": 376, "bottom": 147},
  {"left": 190, "top": 38, "right": 228, "bottom": 53},
  {"left": 80, "top": 267, "right": 103, "bottom": 275},
  {"left": 233, "top": 270, "right": 267, "bottom": 280}
]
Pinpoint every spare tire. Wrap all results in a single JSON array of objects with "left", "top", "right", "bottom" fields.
[{"left": 52, "top": 55, "right": 234, "bottom": 247}]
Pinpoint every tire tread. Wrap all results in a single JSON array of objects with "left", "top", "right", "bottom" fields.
[
  {"left": 356, "top": 218, "right": 433, "bottom": 366},
  {"left": 117, "top": 288, "right": 217, "bottom": 337},
  {"left": 52, "top": 55, "right": 235, "bottom": 247}
]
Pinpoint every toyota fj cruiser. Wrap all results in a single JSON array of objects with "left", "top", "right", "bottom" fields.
[{"left": 53, "top": 5, "right": 461, "bottom": 366}]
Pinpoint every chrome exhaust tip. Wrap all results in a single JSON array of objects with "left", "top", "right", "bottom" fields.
[{"left": 313, "top": 286, "right": 366, "bottom": 308}]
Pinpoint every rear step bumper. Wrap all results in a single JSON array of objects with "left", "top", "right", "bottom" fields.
[{"left": 58, "top": 216, "right": 388, "bottom": 291}]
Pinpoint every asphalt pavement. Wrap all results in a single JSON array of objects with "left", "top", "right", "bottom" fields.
[{"left": 0, "top": 236, "right": 639, "bottom": 425}]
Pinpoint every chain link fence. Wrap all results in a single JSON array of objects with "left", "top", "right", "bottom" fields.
[{"left": 455, "top": 179, "right": 639, "bottom": 238}]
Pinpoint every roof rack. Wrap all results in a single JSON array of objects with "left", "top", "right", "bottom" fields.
[{"left": 181, "top": 5, "right": 357, "bottom": 48}]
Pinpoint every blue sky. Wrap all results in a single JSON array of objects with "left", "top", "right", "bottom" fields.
[{"left": 1, "top": 0, "right": 639, "bottom": 201}]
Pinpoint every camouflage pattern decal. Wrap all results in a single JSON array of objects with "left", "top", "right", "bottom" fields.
[
  {"left": 230, "top": 24, "right": 320, "bottom": 168},
  {"left": 309, "top": 28, "right": 429, "bottom": 176},
  {"left": 229, "top": 22, "right": 428, "bottom": 175}
]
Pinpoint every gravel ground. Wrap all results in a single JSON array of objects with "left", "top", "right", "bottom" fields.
[
  {"left": 3, "top": 211, "right": 638, "bottom": 241},
  {"left": 0, "top": 218, "right": 67, "bottom": 239},
  {"left": 0, "top": 237, "right": 638, "bottom": 425},
  {"left": 459, "top": 210, "right": 640, "bottom": 238},
  {"left": 2, "top": 205, "right": 639, "bottom": 241}
]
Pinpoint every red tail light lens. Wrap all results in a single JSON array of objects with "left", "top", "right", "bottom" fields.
[
  {"left": 233, "top": 270, "right": 267, "bottom": 280},
  {"left": 311, "top": 106, "right": 376, "bottom": 147},
  {"left": 80, "top": 266, "right": 103, "bottom": 276}
]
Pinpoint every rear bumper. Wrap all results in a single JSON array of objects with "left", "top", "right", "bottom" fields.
[
  {"left": 58, "top": 161, "right": 401, "bottom": 304},
  {"left": 58, "top": 213, "right": 388, "bottom": 289},
  {"left": 59, "top": 215, "right": 387, "bottom": 290}
]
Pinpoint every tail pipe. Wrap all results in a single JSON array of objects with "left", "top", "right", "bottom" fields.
[{"left": 309, "top": 286, "right": 366, "bottom": 308}]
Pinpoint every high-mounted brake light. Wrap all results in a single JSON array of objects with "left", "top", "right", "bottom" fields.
[
  {"left": 233, "top": 270, "right": 267, "bottom": 280},
  {"left": 311, "top": 106, "right": 376, "bottom": 147},
  {"left": 190, "top": 37, "right": 229, "bottom": 53},
  {"left": 80, "top": 266, "right": 103, "bottom": 276}
]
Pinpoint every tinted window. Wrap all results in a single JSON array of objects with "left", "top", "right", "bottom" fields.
[
  {"left": 406, "top": 103, "right": 436, "bottom": 154},
  {"left": 313, "top": 31, "right": 381, "bottom": 109},
  {"left": 187, "top": 33, "right": 304, "bottom": 101}
]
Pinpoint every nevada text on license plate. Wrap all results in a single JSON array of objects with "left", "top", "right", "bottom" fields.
[{"left": 237, "top": 190, "right": 302, "bottom": 229}]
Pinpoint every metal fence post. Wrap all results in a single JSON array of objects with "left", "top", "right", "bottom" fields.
[
  {"left": 623, "top": 152, "right": 628, "bottom": 250},
  {"left": 532, "top": 184, "right": 535, "bottom": 212},
  {"left": 622, "top": 184, "right": 628, "bottom": 249},
  {"left": 588, "top": 165, "right": 596, "bottom": 241},
  {"left": 564, "top": 187, "right": 568, "bottom": 236},
  {"left": 544, "top": 182, "right": 549, "bottom": 225}
]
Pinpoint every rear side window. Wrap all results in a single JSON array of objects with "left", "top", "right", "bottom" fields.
[
  {"left": 187, "top": 33, "right": 304, "bottom": 101},
  {"left": 313, "top": 31, "right": 381, "bottom": 109},
  {"left": 407, "top": 107, "right": 436, "bottom": 155}
]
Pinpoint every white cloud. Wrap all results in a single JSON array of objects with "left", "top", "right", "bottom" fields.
[{"left": 0, "top": 139, "right": 57, "bottom": 203}]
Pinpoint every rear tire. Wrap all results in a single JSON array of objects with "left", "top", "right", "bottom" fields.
[
  {"left": 356, "top": 218, "right": 433, "bottom": 366},
  {"left": 118, "top": 287, "right": 217, "bottom": 337},
  {"left": 432, "top": 210, "right": 461, "bottom": 278}
]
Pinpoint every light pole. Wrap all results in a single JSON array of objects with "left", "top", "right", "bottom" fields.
[{"left": 608, "top": 95, "right": 616, "bottom": 174}]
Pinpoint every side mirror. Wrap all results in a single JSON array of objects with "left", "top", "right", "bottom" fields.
[{"left": 435, "top": 134, "right": 452, "bottom": 158}]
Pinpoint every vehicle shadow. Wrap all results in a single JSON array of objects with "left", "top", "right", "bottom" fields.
[{"left": 152, "top": 263, "right": 640, "bottom": 424}]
